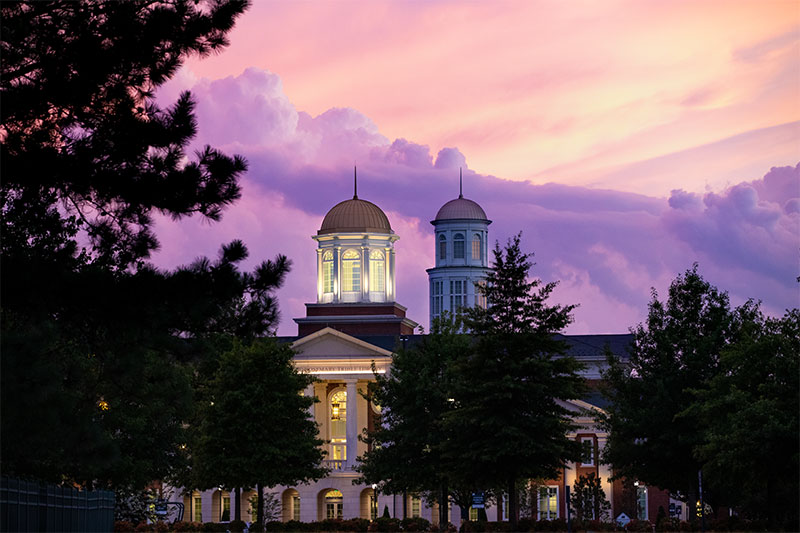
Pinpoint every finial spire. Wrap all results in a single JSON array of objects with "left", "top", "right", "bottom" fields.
[
  {"left": 459, "top": 167, "right": 463, "bottom": 198},
  {"left": 353, "top": 165, "right": 358, "bottom": 199}
]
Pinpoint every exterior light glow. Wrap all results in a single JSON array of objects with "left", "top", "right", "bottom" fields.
[{"left": 97, "top": 400, "right": 109, "bottom": 411}]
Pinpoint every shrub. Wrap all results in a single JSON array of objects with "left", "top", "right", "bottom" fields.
[
  {"left": 655, "top": 517, "right": 680, "bottom": 532},
  {"left": 201, "top": 524, "right": 229, "bottom": 533},
  {"left": 401, "top": 517, "right": 431, "bottom": 532},
  {"left": 115, "top": 521, "right": 136, "bottom": 532},
  {"left": 228, "top": 519, "right": 247, "bottom": 532},
  {"left": 516, "top": 518, "right": 533, "bottom": 532},
  {"left": 265, "top": 520, "right": 286, "bottom": 531},
  {"left": 625, "top": 519, "right": 652, "bottom": 532},
  {"left": 532, "top": 518, "right": 567, "bottom": 531},
  {"left": 135, "top": 523, "right": 154, "bottom": 532},
  {"left": 371, "top": 517, "right": 401, "bottom": 532},
  {"left": 154, "top": 522, "right": 170, "bottom": 533},
  {"left": 283, "top": 520, "right": 306, "bottom": 532},
  {"left": 343, "top": 518, "right": 371, "bottom": 531}
]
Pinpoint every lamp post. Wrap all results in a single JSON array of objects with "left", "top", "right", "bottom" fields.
[{"left": 372, "top": 484, "right": 378, "bottom": 521}]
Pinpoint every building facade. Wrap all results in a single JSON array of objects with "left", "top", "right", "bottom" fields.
[{"left": 167, "top": 178, "right": 667, "bottom": 525}]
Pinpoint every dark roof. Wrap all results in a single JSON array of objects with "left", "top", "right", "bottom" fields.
[
  {"left": 581, "top": 390, "right": 612, "bottom": 410},
  {"left": 278, "top": 332, "right": 632, "bottom": 359},
  {"left": 557, "top": 333, "right": 633, "bottom": 358}
]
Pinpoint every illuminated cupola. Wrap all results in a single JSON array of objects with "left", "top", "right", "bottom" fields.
[
  {"left": 295, "top": 168, "right": 418, "bottom": 337},
  {"left": 427, "top": 169, "right": 492, "bottom": 328}
]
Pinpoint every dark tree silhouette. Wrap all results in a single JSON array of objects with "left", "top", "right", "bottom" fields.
[{"left": 0, "top": 1, "right": 308, "bottom": 497}]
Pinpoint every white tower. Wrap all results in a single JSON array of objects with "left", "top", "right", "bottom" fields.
[
  {"left": 426, "top": 170, "right": 491, "bottom": 328},
  {"left": 295, "top": 168, "right": 418, "bottom": 337}
]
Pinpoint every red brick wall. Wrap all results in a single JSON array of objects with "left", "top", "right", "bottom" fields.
[
  {"left": 305, "top": 304, "right": 407, "bottom": 318},
  {"left": 648, "top": 487, "right": 670, "bottom": 522},
  {"left": 298, "top": 320, "right": 413, "bottom": 336}
]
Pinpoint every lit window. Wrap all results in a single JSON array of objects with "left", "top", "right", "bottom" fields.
[
  {"left": 342, "top": 249, "right": 361, "bottom": 293},
  {"left": 411, "top": 496, "right": 421, "bottom": 518},
  {"left": 636, "top": 484, "right": 648, "bottom": 520},
  {"left": 194, "top": 496, "right": 203, "bottom": 522},
  {"left": 538, "top": 487, "right": 558, "bottom": 520},
  {"left": 222, "top": 494, "right": 230, "bottom": 521},
  {"left": 475, "top": 281, "right": 486, "bottom": 308},
  {"left": 439, "top": 235, "right": 447, "bottom": 260},
  {"left": 326, "top": 490, "right": 343, "bottom": 520},
  {"left": 453, "top": 233, "right": 465, "bottom": 259},
  {"left": 370, "top": 494, "right": 378, "bottom": 520},
  {"left": 472, "top": 234, "right": 481, "bottom": 260},
  {"left": 369, "top": 250, "right": 385, "bottom": 293},
  {"left": 293, "top": 495, "right": 300, "bottom": 522},
  {"left": 469, "top": 507, "right": 478, "bottom": 521},
  {"left": 330, "top": 390, "right": 347, "bottom": 460},
  {"left": 581, "top": 437, "right": 595, "bottom": 466},
  {"left": 323, "top": 250, "right": 334, "bottom": 293}
]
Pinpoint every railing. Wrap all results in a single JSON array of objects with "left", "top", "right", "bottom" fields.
[
  {"left": 323, "top": 460, "right": 348, "bottom": 471},
  {"left": 0, "top": 477, "right": 114, "bottom": 533}
]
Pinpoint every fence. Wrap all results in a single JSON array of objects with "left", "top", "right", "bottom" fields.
[{"left": 0, "top": 476, "right": 115, "bottom": 532}]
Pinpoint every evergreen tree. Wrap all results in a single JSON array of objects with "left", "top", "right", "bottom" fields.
[
  {"left": 2, "top": 0, "right": 250, "bottom": 269},
  {"left": 0, "top": 0, "right": 291, "bottom": 497},
  {"left": 570, "top": 473, "right": 611, "bottom": 523},
  {"left": 446, "top": 233, "right": 585, "bottom": 527}
]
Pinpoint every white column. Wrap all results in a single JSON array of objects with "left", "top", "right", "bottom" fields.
[
  {"left": 361, "top": 245, "right": 369, "bottom": 302},
  {"left": 334, "top": 245, "right": 341, "bottom": 302},
  {"left": 316, "top": 248, "right": 323, "bottom": 302},
  {"left": 345, "top": 379, "right": 358, "bottom": 466},
  {"left": 388, "top": 247, "right": 396, "bottom": 301}
]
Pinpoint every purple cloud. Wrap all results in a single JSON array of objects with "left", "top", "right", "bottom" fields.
[{"left": 153, "top": 68, "right": 799, "bottom": 335}]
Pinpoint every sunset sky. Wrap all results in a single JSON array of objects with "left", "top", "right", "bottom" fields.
[{"left": 153, "top": 0, "right": 799, "bottom": 336}]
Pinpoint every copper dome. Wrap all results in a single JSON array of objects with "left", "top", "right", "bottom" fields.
[
  {"left": 318, "top": 198, "right": 393, "bottom": 235},
  {"left": 434, "top": 197, "right": 488, "bottom": 221}
]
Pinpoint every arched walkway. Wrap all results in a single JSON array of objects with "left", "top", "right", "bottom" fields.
[
  {"left": 281, "top": 488, "right": 300, "bottom": 522},
  {"left": 359, "top": 487, "right": 376, "bottom": 520},
  {"left": 317, "top": 488, "right": 343, "bottom": 521}
]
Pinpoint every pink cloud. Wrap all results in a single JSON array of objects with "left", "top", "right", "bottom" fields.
[{"left": 152, "top": 68, "right": 798, "bottom": 336}]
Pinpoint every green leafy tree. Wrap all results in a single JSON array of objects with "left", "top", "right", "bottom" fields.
[
  {"left": 446, "top": 233, "right": 585, "bottom": 527},
  {"left": 687, "top": 307, "right": 799, "bottom": 530},
  {"left": 600, "top": 266, "right": 739, "bottom": 519},
  {"left": 356, "top": 313, "right": 471, "bottom": 527},
  {"left": 188, "top": 339, "right": 327, "bottom": 526}
]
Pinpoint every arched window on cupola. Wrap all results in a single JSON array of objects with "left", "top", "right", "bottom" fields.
[
  {"left": 369, "top": 249, "right": 385, "bottom": 300},
  {"left": 341, "top": 249, "right": 361, "bottom": 299},
  {"left": 439, "top": 234, "right": 447, "bottom": 260},
  {"left": 453, "top": 233, "right": 465, "bottom": 259},
  {"left": 472, "top": 234, "right": 481, "bottom": 260},
  {"left": 322, "top": 250, "right": 334, "bottom": 294}
]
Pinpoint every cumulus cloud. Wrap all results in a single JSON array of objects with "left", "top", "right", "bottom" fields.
[{"left": 153, "top": 67, "right": 799, "bottom": 335}]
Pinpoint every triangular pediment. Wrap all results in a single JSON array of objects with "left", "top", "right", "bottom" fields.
[{"left": 291, "top": 327, "right": 393, "bottom": 359}]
